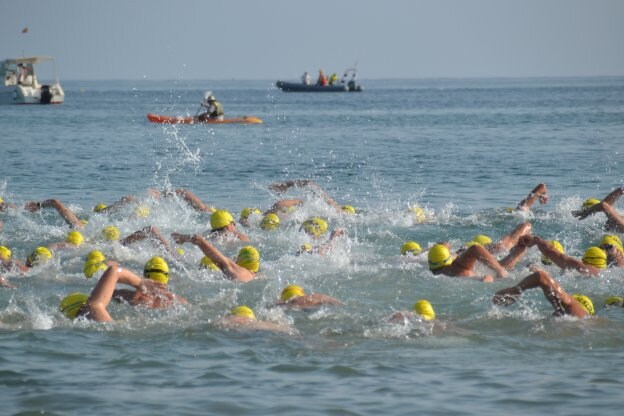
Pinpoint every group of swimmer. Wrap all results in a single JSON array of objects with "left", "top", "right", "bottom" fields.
[{"left": 1, "top": 180, "right": 624, "bottom": 331}]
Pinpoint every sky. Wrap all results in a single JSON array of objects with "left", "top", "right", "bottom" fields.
[{"left": 1, "top": 0, "right": 623, "bottom": 80}]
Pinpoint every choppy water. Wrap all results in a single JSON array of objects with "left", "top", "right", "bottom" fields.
[{"left": 1, "top": 78, "right": 624, "bottom": 415}]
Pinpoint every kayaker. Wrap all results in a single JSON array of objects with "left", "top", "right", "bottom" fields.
[
  {"left": 197, "top": 94, "right": 224, "bottom": 122},
  {"left": 301, "top": 71, "right": 311, "bottom": 85}
]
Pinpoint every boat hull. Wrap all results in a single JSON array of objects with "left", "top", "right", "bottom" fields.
[
  {"left": 275, "top": 80, "right": 362, "bottom": 92},
  {"left": 0, "top": 84, "right": 64, "bottom": 104},
  {"left": 147, "top": 113, "right": 263, "bottom": 125}
]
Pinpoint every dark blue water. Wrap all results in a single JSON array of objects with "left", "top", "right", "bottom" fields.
[{"left": 1, "top": 78, "right": 624, "bottom": 415}]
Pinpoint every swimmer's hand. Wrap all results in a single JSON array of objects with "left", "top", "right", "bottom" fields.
[
  {"left": 171, "top": 232, "right": 191, "bottom": 245},
  {"left": 492, "top": 287, "right": 522, "bottom": 306},
  {"left": 572, "top": 209, "right": 591, "bottom": 220},
  {"left": 24, "top": 201, "right": 42, "bottom": 212}
]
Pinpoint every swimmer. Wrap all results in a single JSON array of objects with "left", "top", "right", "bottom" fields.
[
  {"left": 598, "top": 235, "right": 624, "bottom": 267},
  {"left": 572, "top": 187, "right": 624, "bottom": 232},
  {"left": 239, "top": 207, "right": 262, "bottom": 228},
  {"left": 24, "top": 198, "right": 84, "bottom": 229},
  {"left": 388, "top": 299, "right": 436, "bottom": 323},
  {"left": 493, "top": 269, "right": 594, "bottom": 318},
  {"left": 208, "top": 209, "right": 250, "bottom": 242},
  {"left": 92, "top": 195, "right": 137, "bottom": 214},
  {"left": 149, "top": 188, "right": 216, "bottom": 213},
  {"left": 521, "top": 235, "right": 612, "bottom": 276},
  {"left": 274, "top": 284, "right": 343, "bottom": 310},
  {"left": 428, "top": 243, "right": 509, "bottom": 281},
  {"left": 296, "top": 228, "right": 346, "bottom": 256},
  {"left": 516, "top": 183, "right": 549, "bottom": 212},
  {"left": 47, "top": 230, "right": 86, "bottom": 251},
  {"left": 268, "top": 179, "right": 353, "bottom": 214},
  {"left": 462, "top": 222, "right": 532, "bottom": 255},
  {"left": 59, "top": 258, "right": 187, "bottom": 322},
  {"left": 215, "top": 305, "right": 294, "bottom": 334},
  {"left": 172, "top": 233, "right": 260, "bottom": 282}
]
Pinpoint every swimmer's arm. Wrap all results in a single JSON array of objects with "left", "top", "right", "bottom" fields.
[
  {"left": 268, "top": 180, "right": 313, "bottom": 193},
  {"left": 534, "top": 237, "right": 598, "bottom": 276},
  {"left": 0, "top": 276, "right": 15, "bottom": 288},
  {"left": 266, "top": 199, "right": 303, "bottom": 214},
  {"left": 602, "top": 187, "right": 624, "bottom": 206},
  {"left": 26, "top": 199, "right": 83, "bottom": 229},
  {"left": 516, "top": 183, "right": 548, "bottom": 211},
  {"left": 316, "top": 228, "right": 345, "bottom": 255},
  {"left": 87, "top": 264, "right": 144, "bottom": 322},
  {"left": 122, "top": 226, "right": 175, "bottom": 255},
  {"left": 174, "top": 189, "right": 214, "bottom": 212},
  {"left": 172, "top": 233, "right": 236, "bottom": 271}
]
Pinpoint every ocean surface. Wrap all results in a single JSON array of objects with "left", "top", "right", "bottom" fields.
[{"left": 1, "top": 77, "right": 624, "bottom": 415}]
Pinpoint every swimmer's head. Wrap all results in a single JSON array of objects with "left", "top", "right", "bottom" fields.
[
  {"left": 605, "top": 296, "right": 624, "bottom": 307},
  {"left": 59, "top": 292, "right": 89, "bottom": 319},
  {"left": 428, "top": 244, "right": 453, "bottom": 271},
  {"left": 401, "top": 241, "right": 422, "bottom": 256},
  {"left": 93, "top": 203, "right": 107, "bottom": 212},
  {"left": 134, "top": 205, "right": 150, "bottom": 218},
  {"left": 582, "top": 198, "right": 600, "bottom": 209},
  {"left": 541, "top": 240, "right": 565, "bottom": 265},
  {"left": 144, "top": 256, "right": 169, "bottom": 284},
  {"left": 83, "top": 257, "right": 107, "bottom": 279},
  {"left": 572, "top": 294, "right": 595, "bottom": 316},
  {"left": 260, "top": 213, "right": 280, "bottom": 231},
  {"left": 582, "top": 246, "right": 607, "bottom": 269},
  {"left": 296, "top": 243, "right": 314, "bottom": 256},
  {"left": 229, "top": 305, "right": 256, "bottom": 320},
  {"left": 469, "top": 234, "right": 492, "bottom": 247},
  {"left": 210, "top": 209, "right": 234, "bottom": 230},
  {"left": 413, "top": 300, "right": 435, "bottom": 321},
  {"left": 341, "top": 205, "right": 356, "bottom": 215},
  {"left": 26, "top": 246, "right": 53, "bottom": 267},
  {"left": 240, "top": 207, "right": 261, "bottom": 221},
  {"left": 236, "top": 246, "right": 260, "bottom": 272},
  {"left": 199, "top": 255, "right": 220, "bottom": 271},
  {"left": 0, "top": 246, "right": 12, "bottom": 261},
  {"left": 600, "top": 235, "right": 624, "bottom": 254},
  {"left": 301, "top": 218, "right": 328, "bottom": 237},
  {"left": 102, "top": 226, "right": 121, "bottom": 241},
  {"left": 281, "top": 284, "right": 305, "bottom": 301},
  {"left": 408, "top": 206, "right": 427, "bottom": 224},
  {"left": 66, "top": 231, "right": 85, "bottom": 247}
]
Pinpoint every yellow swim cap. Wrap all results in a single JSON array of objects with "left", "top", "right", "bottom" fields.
[
  {"left": 428, "top": 244, "right": 453, "bottom": 271},
  {"left": 86, "top": 250, "right": 105, "bottom": 262},
  {"left": 297, "top": 243, "right": 314, "bottom": 256},
  {"left": 0, "top": 197, "right": 4, "bottom": 204},
  {"left": 605, "top": 296, "right": 624, "bottom": 307},
  {"left": 541, "top": 240, "right": 565, "bottom": 265},
  {"left": 401, "top": 241, "right": 422, "bottom": 256},
  {"left": 582, "top": 198, "right": 600, "bottom": 209},
  {"left": 301, "top": 218, "right": 328, "bottom": 237},
  {"left": 144, "top": 256, "right": 169, "bottom": 284},
  {"left": 260, "top": 213, "right": 280, "bottom": 230},
  {"left": 176, "top": 247, "right": 185, "bottom": 256},
  {"left": 582, "top": 246, "right": 607, "bottom": 269},
  {"left": 210, "top": 209, "right": 234, "bottom": 230},
  {"left": 199, "top": 255, "right": 220, "bottom": 271},
  {"left": 600, "top": 235, "right": 624, "bottom": 254},
  {"left": 83, "top": 257, "right": 108, "bottom": 279},
  {"left": 79, "top": 219, "right": 88, "bottom": 226},
  {"left": 134, "top": 205, "right": 150, "bottom": 218},
  {"left": 230, "top": 305, "right": 256, "bottom": 320},
  {"left": 66, "top": 231, "right": 85, "bottom": 247},
  {"left": 27, "top": 246, "right": 53, "bottom": 267},
  {"left": 470, "top": 235, "right": 492, "bottom": 246},
  {"left": 572, "top": 294, "right": 595, "bottom": 315},
  {"left": 93, "top": 203, "right": 108, "bottom": 212},
  {"left": 408, "top": 206, "right": 427, "bottom": 224},
  {"left": 413, "top": 300, "right": 435, "bottom": 321},
  {"left": 0, "top": 246, "right": 12, "bottom": 261},
  {"left": 102, "top": 226, "right": 121, "bottom": 241},
  {"left": 240, "top": 207, "right": 261, "bottom": 220},
  {"left": 341, "top": 205, "right": 356, "bottom": 215},
  {"left": 281, "top": 284, "right": 305, "bottom": 301},
  {"left": 59, "top": 292, "right": 89, "bottom": 319},
  {"left": 236, "top": 246, "right": 260, "bottom": 272}
]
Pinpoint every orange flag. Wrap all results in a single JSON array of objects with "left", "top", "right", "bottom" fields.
[{"left": 22, "top": 27, "right": 29, "bottom": 33}]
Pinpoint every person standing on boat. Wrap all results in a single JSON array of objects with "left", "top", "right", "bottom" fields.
[
  {"left": 317, "top": 70, "right": 328, "bottom": 86},
  {"left": 328, "top": 73, "right": 338, "bottom": 85},
  {"left": 17, "top": 63, "right": 28, "bottom": 85},
  {"left": 301, "top": 71, "right": 311, "bottom": 85},
  {"left": 197, "top": 94, "right": 224, "bottom": 122}
]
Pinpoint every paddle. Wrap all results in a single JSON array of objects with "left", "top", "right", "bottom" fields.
[{"left": 194, "top": 90, "right": 213, "bottom": 118}]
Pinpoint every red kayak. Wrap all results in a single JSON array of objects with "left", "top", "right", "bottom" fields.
[{"left": 147, "top": 113, "right": 263, "bottom": 125}]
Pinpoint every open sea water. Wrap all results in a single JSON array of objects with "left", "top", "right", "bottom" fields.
[{"left": 1, "top": 77, "right": 624, "bottom": 415}]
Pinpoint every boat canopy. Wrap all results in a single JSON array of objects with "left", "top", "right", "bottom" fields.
[{"left": 2, "top": 56, "right": 56, "bottom": 65}]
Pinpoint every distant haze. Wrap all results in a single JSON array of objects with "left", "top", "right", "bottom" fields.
[{"left": 2, "top": 0, "right": 623, "bottom": 80}]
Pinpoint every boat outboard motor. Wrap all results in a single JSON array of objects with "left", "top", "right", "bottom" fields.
[{"left": 40, "top": 85, "right": 52, "bottom": 104}]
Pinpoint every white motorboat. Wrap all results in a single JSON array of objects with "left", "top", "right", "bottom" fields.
[{"left": 0, "top": 56, "right": 64, "bottom": 104}]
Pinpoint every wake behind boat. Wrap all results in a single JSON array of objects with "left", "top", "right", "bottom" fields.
[
  {"left": 0, "top": 56, "right": 64, "bottom": 104},
  {"left": 147, "top": 113, "right": 263, "bottom": 125}
]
